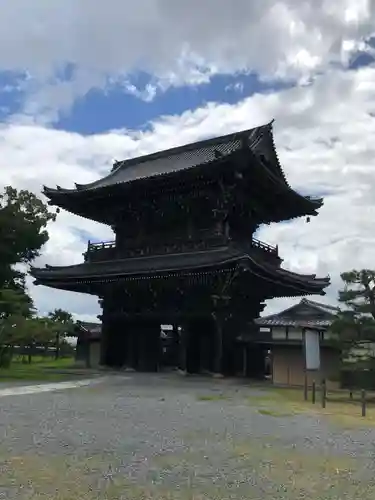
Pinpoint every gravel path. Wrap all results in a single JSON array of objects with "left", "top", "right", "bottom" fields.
[{"left": 0, "top": 373, "right": 374, "bottom": 499}]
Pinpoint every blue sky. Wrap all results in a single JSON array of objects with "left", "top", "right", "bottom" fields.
[
  {"left": 56, "top": 72, "right": 292, "bottom": 135},
  {"left": 1, "top": 35, "right": 373, "bottom": 136},
  {"left": 0, "top": 68, "right": 293, "bottom": 135}
]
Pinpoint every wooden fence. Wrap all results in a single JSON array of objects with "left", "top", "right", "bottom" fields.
[{"left": 304, "top": 378, "right": 374, "bottom": 417}]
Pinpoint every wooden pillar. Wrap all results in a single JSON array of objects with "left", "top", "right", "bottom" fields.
[
  {"left": 114, "top": 317, "right": 129, "bottom": 368},
  {"left": 171, "top": 324, "right": 180, "bottom": 369},
  {"left": 99, "top": 295, "right": 123, "bottom": 368},
  {"left": 179, "top": 324, "right": 188, "bottom": 373},
  {"left": 99, "top": 316, "right": 110, "bottom": 366},
  {"left": 126, "top": 321, "right": 137, "bottom": 371},
  {"left": 200, "top": 329, "right": 210, "bottom": 374},
  {"left": 196, "top": 317, "right": 212, "bottom": 374},
  {"left": 137, "top": 324, "right": 147, "bottom": 371},
  {"left": 141, "top": 322, "right": 161, "bottom": 372},
  {"left": 213, "top": 314, "right": 224, "bottom": 377},
  {"left": 242, "top": 344, "right": 248, "bottom": 377},
  {"left": 125, "top": 320, "right": 161, "bottom": 372}
]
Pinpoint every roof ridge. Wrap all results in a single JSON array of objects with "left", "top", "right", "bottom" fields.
[
  {"left": 302, "top": 297, "right": 339, "bottom": 311},
  {"left": 113, "top": 123, "right": 270, "bottom": 171},
  {"left": 74, "top": 123, "right": 271, "bottom": 191}
]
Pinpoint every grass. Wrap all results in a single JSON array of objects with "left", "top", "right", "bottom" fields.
[
  {"left": 196, "top": 393, "right": 228, "bottom": 401},
  {"left": 226, "top": 440, "right": 373, "bottom": 498},
  {"left": 3, "top": 441, "right": 372, "bottom": 500},
  {"left": 257, "top": 408, "right": 295, "bottom": 417},
  {"left": 0, "top": 453, "right": 126, "bottom": 500},
  {"left": 149, "top": 436, "right": 375, "bottom": 499},
  {"left": 0, "top": 356, "right": 78, "bottom": 382},
  {"left": 249, "top": 386, "right": 375, "bottom": 427}
]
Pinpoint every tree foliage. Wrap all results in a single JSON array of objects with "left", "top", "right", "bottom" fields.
[
  {"left": 48, "top": 308, "right": 74, "bottom": 326},
  {"left": 48, "top": 308, "right": 75, "bottom": 359},
  {"left": 0, "top": 186, "right": 56, "bottom": 271},
  {"left": 0, "top": 186, "right": 59, "bottom": 366},
  {"left": 331, "top": 270, "right": 375, "bottom": 367}
]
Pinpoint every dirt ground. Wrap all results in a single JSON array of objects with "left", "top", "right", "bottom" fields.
[{"left": 0, "top": 373, "right": 374, "bottom": 499}]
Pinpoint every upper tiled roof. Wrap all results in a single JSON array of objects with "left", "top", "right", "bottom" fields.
[{"left": 43, "top": 122, "right": 288, "bottom": 195}]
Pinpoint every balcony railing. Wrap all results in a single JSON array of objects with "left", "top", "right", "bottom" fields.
[
  {"left": 84, "top": 240, "right": 116, "bottom": 263},
  {"left": 251, "top": 238, "right": 278, "bottom": 255},
  {"left": 84, "top": 234, "right": 278, "bottom": 262}
]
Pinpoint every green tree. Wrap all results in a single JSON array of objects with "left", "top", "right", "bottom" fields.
[
  {"left": 0, "top": 186, "right": 57, "bottom": 269},
  {"left": 0, "top": 186, "right": 57, "bottom": 366},
  {"left": 0, "top": 288, "right": 36, "bottom": 367},
  {"left": 331, "top": 270, "right": 375, "bottom": 368},
  {"left": 0, "top": 185, "right": 57, "bottom": 292},
  {"left": 48, "top": 309, "right": 74, "bottom": 359},
  {"left": 17, "top": 317, "right": 54, "bottom": 364}
]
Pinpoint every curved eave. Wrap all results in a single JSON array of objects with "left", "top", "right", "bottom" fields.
[
  {"left": 251, "top": 120, "right": 290, "bottom": 188},
  {"left": 30, "top": 247, "right": 330, "bottom": 298},
  {"left": 42, "top": 169, "right": 324, "bottom": 226}
]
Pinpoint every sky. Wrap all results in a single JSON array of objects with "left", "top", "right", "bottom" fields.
[{"left": 1, "top": 0, "right": 375, "bottom": 323}]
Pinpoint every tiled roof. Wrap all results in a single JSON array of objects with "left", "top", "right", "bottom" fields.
[
  {"left": 301, "top": 298, "right": 339, "bottom": 314},
  {"left": 30, "top": 246, "right": 330, "bottom": 297},
  {"left": 256, "top": 297, "right": 338, "bottom": 328},
  {"left": 43, "top": 122, "right": 288, "bottom": 194},
  {"left": 42, "top": 121, "right": 324, "bottom": 227},
  {"left": 255, "top": 317, "right": 333, "bottom": 328},
  {"left": 73, "top": 321, "right": 102, "bottom": 340}
]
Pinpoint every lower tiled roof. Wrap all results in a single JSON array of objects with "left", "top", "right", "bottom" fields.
[{"left": 31, "top": 245, "right": 330, "bottom": 296}]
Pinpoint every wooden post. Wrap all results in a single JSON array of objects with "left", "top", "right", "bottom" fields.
[
  {"left": 123, "top": 320, "right": 136, "bottom": 371},
  {"left": 213, "top": 315, "right": 223, "bottom": 377},
  {"left": 242, "top": 345, "right": 247, "bottom": 377},
  {"left": 99, "top": 320, "right": 109, "bottom": 367},
  {"left": 55, "top": 332, "right": 60, "bottom": 360},
  {"left": 321, "top": 378, "right": 327, "bottom": 408},
  {"left": 179, "top": 324, "right": 188, "bottom": 374},
  {"left": 172, "top": 324, "right": 179, "bottom": 369},
  {"left": 304, "top": 372, "right": 308, "bottom": 401},
  {"left": 361, "top": 389, "right": 366, "bottom": 417},
  {"left": 312, "top": 380, "right": 316, "bottom": 404},
  {"left": 85, "top": 339, "right": 91, "bottom": 369}
]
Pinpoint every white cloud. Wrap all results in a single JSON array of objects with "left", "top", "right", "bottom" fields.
[
  {"left": 0, "top": 0, "right": 373, "bottom": 120},
  {"left": 1, "top": 64, "right": 375, "bottom": 320}
]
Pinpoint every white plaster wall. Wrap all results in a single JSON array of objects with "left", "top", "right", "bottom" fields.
[{"left": 272, "top": 327, "right": 287, "bottom": 340}]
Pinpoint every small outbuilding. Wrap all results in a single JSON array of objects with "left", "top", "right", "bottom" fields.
[
  {"left": 255, "top": 298, "right": 340, "bottom": 390},
  {"left": 74, "top": 322, "right": 102, "bottom": 368}
]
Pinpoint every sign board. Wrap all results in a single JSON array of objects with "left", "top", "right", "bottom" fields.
[{"left": 304, "top": 329, "right": 320, "bottom": 370}]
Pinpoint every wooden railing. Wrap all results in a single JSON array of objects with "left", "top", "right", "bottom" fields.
[
  {"left": 84, "top": 240, "right": 116, "bottom": 263},
  {"left": 252, "top": 238, "right": 278, "bottom": 255},
  {"left": 89, "top": 240, "right": 116, "bottom": 251},
  {"left": 84, "top": 235, "right": 278, "bottom": 262}
]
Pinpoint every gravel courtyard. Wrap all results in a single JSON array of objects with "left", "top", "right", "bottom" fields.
[{"left": 1, "top": 373, "right": 375, "bottom": 499}]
